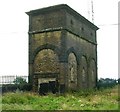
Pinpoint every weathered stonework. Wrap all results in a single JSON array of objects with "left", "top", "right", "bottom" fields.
[{"left": 26, "top": 4, "right": 99, "bottom": 93}]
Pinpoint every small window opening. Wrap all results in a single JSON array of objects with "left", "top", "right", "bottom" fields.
[{"left": 70, "top": 20, "right": 73, "bottom": 25}]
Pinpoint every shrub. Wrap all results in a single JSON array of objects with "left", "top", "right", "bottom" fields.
[
  {"left": 97, "top": 78, "right": 117, "bottom": 89},
  {"left": 118, "top": 78, "right": 120, "bottom": 84},
  {"left": 2, "top": 83, "right": 32, "bottom": 93},
  {"left": 13, "top": 77, "right": 27, "bottom": 84}
]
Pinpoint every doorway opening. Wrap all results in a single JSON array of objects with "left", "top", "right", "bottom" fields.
[{"left": 38, "top": 78, "right": 59, "bottom": 95}]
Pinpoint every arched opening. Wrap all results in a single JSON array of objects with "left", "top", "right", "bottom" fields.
[
  {"left": 89, "top": 59, "right": 96, "bottom": 88},
  {"left": 82, "top": 67, "right": 86, "bottom": 82},
  {"left": 33, "top": 49, "right": 60, "bottom": 93},
  {"left": 68, "top": 52, "right": 77, "bottom": 90},
  {"left": 79, "top": 56, "right": 88, "bottom": 89},
  {"left": 34, "top": 49, "right": 59, "bottom": 73}
]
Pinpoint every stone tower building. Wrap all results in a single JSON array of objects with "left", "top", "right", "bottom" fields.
[{"left": 26, "top": 4, "right": 99, "bottom": 93}]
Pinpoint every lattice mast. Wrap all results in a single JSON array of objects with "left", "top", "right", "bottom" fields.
[
  {"left": 87, "top": 0, "right": 94, "bottom": 23},
  {"left": 91, "top": 0, "right": 94, "bottom": 23}
]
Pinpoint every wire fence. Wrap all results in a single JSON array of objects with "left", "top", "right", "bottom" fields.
[{"left": 0, "top": 75, "right": 28, "bottom": 84}]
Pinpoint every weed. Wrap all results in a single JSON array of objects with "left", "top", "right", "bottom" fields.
[{"left": 2, "top": 85, "right": 119, "bottom": 110}]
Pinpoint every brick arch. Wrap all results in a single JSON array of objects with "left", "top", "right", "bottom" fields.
[
  {"left": 33, "top": 48, "right": 60, "bottom": 74},
  {"left": 67, "top": 52, "right": 78, "bottom": 90},
  {"left": 88, "top": 58, "right": 97, "bottom": 88},
  {"left": 33, "top": 47, "right": 60, "bottom": 92},
  {"left": 66, "top": 47, "right": 79, "bottom": 65},
  {"left": 32, "top": 44, "right": 61, "bottom": 63},
  {"left": 78, "top": 55, "right": 88, "bottom": 89}
]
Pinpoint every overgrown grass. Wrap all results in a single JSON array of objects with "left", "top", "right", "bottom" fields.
[{"left": 1, "top": 85, "right": 119, "bottom": 110}]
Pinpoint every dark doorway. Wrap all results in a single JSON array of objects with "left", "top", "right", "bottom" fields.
[
  {"left": 49, "top": 81, "right": 56, "bottom": 94},
  {"left": 39, "top": 80, "right": 59, "bottom": 95},
  {"left": 39, "top": 83, "right": 49, "bottom": 95}
]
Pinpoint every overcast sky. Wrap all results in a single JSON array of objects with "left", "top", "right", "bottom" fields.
[{"left": 0, "top": 0, "right": 118, "bottom": 79}]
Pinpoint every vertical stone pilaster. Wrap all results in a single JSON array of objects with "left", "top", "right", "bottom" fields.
[
  {"left": 59, "top": 62, "right": 68, "bottom": 91},
  {"left": 29, "top": 63, "right": 33, "bottom": 84},
  {"left": 77, "top": 64, "right": 81, "bottom": 89},
  {"left": 59, "top": 62, "right": 67, "bottom": 84},
  {"left": 33, "top": 76, "right": 38, "bottom": 92}
]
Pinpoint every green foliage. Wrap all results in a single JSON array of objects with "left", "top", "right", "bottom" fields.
[
  {"left": 13, "top": 77, "right": 27, "bottom": 84},
  {"left": 2, "top": 85, "right": 119, "bottom": 110},
  {"left": 97, "top": 78, "right": 117, "bottom": 89},
  {"left": 2, "top": 83, "right": 32, "bottom": 93},
  {"left": 118, "top": 78, "right": 120, "bottom": 84}
]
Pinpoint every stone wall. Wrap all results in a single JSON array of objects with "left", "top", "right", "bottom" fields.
[{"left": 27, "top": 4, "right": 98, "bottom": 92}]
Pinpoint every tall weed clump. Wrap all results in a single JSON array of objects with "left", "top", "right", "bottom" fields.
[
  {"left": 2, "top": 92, "right": 39, "bottom": 104},
  {"left": 2, "top": 92, "right": 28, "bottom": 104}
]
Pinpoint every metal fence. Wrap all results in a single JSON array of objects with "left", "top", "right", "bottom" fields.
[{"left": 0, "top": 75, "right": 28, "bottom": 84}]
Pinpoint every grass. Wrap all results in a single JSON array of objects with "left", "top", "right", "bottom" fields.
[{"left": 1, "top": 85, "right": 119, "bottom": 110}]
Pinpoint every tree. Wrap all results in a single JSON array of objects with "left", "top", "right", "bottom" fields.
[
  {"left": 118, "top": 78, "right": 120, "bottom": 84},
  {"left": 13, "top": 77, "right": 27, "bottom": 84},
  {"left": 97, "top": 78, "right": 117, "bottom": 88}
]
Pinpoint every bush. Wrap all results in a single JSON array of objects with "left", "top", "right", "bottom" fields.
[
  {"left": 13, "top": 77, "right": 27, "bottom": 84},
  {"left": 18, "top": 83, "right": 32, "bottom": 91},
  {"left": 97, "top": 78, "right": 117, "bottom": 89},
  {"left": 2, "top": 83, "right": 32, "bottom": 93},
  {"left": 118, "top": 78, "right": 120, "bottom": 84}
]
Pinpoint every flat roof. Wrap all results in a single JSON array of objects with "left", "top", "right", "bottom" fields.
[{"left": 26, "top": 4, "right": 99, "bottom": 30}]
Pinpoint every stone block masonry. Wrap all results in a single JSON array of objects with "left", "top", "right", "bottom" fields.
[{"left": 26, "top": 4, "right": 99, "bottom": 93}]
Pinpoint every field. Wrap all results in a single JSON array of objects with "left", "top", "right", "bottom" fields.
[{"left": 1, "top": 85, "right": 119, "bottom": 110}]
